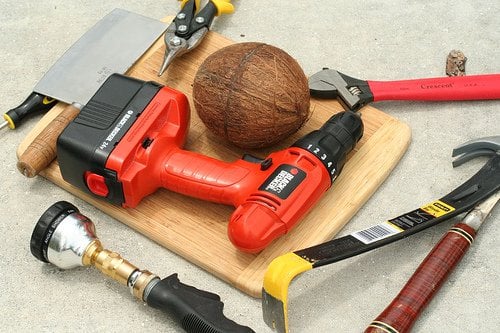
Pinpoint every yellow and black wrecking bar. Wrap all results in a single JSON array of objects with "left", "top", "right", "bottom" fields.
[{"left": 262, "top": 154, "right": 500, "bottom": 333}]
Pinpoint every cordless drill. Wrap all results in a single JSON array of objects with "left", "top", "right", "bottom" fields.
[{"left": 57, "top": 74, "right": 363, "bottom": 253}]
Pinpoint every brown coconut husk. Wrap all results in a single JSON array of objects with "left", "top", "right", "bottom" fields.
[{"left": 193, "top": 42, "right": 310, "bottom": 149}]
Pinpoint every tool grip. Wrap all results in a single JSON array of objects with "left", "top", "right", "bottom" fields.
[
  {"left": 365, "top": 223, "right": 476, "bottom": 333},
  {"left": 17, "top": 103, "right": 80, "bottom": 177},
  {"left": 210, "top": 0, "right": 235, "bottom": 16},
  {"left": 146, "top": 274, "right": 254, "bottom": 333},
  {"left": 161, "top": 149, "right": 255, "bottom": 206},
  {"left": 368, "top": 74, "right": 500, "bottom": 102},
  {"left": 4, "top": 92, "right": 57, "bottom": 129}
]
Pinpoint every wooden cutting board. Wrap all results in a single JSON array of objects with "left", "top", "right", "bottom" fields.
[{"left": 17, "top": 30, "right": 411, "bottom": 298}]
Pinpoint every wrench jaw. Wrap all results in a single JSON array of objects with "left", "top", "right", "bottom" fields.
[
  {"left": 452, "top": 135, "right": 500, "bottom": 167},
  {"left": 308, "top": 68, "right": 374, "bottom": 111}
]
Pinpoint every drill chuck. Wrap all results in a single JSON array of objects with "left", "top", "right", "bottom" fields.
[{"left": 292, "top": 110, "right": 364, "bottom": 181}]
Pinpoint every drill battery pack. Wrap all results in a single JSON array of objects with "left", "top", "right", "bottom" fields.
[{"left": 57, "top": 74, "right": 185, "bottom": 206}]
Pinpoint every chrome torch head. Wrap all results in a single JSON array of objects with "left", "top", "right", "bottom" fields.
[{"left": 30, "top": 201, "right": 98, "bottom": 269}]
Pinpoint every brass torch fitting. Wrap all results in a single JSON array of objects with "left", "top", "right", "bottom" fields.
[
  {"left": 30, "top": 201, "right": 255, "bottom": 333},
  {"left": 83, "top": 239, "right": 158, "bottom": 301}
]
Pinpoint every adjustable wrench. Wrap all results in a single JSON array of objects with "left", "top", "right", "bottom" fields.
[{"left": 309, "top": 68, "right": 500, "bottom": 111}]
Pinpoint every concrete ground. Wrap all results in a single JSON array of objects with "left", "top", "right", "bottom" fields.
[{"left": 0, "top": 1, "right": 499, "bottom": 332}]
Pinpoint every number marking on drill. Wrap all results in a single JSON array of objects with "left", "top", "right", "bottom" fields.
[
  {"left": 308, "top": 144, "right": 325, "bottom": 157},
  {"left": 306, "top": 144, "right": 336, "bottom": 179}
]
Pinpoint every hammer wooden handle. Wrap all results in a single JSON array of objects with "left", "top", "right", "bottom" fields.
[
  {"left": 17, "top": 103, "right": 80, "bottom": 177},
  {"left": 365, "top": 223, "right": 475, "bottom": 333}
]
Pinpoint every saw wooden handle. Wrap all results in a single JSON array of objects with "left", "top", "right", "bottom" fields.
[
  {"left": 17, "top": 103, "right": 80, "bottom": 177},
  {"left": 365, "top": 223, "right": 476, "bottom": 333}
]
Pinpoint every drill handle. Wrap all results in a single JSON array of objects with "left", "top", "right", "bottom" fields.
[
  {"left": 146, "top": 274, "right": 255, "bottom": 333},
  {"left": 162, "top": 148, "right": 257, "bottom": 206}
]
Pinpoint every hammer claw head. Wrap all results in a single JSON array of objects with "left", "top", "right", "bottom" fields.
[{"left": 452, "top": 135, "right": 500, "bottom": 167}]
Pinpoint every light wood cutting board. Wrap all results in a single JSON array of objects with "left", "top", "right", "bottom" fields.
[{"left": 17, "top": 30, "right": 411, "bottom": 298}]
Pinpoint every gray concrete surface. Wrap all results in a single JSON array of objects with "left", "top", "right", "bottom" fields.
[{"left": 0, "top": 1, "right": 499, "bottom": 332}]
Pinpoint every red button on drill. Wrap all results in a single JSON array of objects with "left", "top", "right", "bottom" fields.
[{"left": 85, "top": 172, "right": 109, "bottom": 197}]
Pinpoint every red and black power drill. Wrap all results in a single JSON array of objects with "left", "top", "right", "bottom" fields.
[{"left": 57, "top": 74, "right": 363, "bottom": 253}]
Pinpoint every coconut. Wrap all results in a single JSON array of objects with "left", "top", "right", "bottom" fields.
[{"left": 193, "top": 42, "right": 310, "bottom": 149}]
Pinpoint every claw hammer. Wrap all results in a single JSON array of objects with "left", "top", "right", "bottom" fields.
[
  {"left": 308, "top": 68, "right": 500, "bottom": 111},
  {"left": 366, "top": 135, "right": 500, "bottom": 333},
  {"left": 262, "top": 136, "right": 500, "bottom": 333}
]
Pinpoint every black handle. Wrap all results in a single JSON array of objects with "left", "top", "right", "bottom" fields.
[
  {"left": 194, "top": 1, "right": 218, "bottom": 28},
  {"left": 146, "top": 274, "right": 255, "bottom": 333},
  {"left": 176, "top": 0, "right": 217, "bottom": 39},
  {"left": 5, "top": 92, "right": 57, "bottom": 129}
]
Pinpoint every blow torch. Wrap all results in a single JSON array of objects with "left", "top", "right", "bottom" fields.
[
  {"left": 57, "top": 74, "right": 363, "bottom": 252},
  {"left": 30, "top": 201, "right": 254, "bottom": 333}
]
